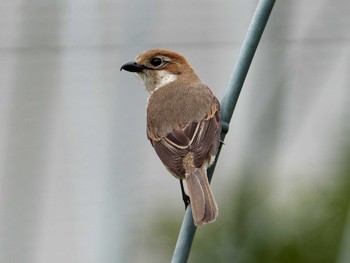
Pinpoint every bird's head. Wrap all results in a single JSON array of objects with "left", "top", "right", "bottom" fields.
[{"left": 120, "top": 49, "right": 200, "bottom": 93}]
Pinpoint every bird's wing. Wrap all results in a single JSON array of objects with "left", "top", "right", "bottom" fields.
[{"left": 148, "top": 98, "right": 221, "bottom": 178}]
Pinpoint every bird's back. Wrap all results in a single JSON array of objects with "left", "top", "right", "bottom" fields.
[{"left": 147, "top": 82, "right": 215, "bottom": 138}]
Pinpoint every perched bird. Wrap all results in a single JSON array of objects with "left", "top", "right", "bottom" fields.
[{"left": 121, "top": 49, "right": 221, "bottom": 226}]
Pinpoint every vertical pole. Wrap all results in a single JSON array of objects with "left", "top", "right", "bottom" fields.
[{"left": 171, "top": 0, "right": 276, "bottom": 262}]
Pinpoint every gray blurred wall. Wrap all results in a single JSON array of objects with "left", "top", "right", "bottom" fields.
[{"left": 0, "top": 1, "right": 349, "bottom": 262}]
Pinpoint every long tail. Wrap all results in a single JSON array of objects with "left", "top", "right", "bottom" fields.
[{"left": 186, "top": 167, "right": 218, "bottom": 226}]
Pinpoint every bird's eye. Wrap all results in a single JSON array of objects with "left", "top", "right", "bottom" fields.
[{"left": 150, "top": 57, "right": 163, "bottom": 67}]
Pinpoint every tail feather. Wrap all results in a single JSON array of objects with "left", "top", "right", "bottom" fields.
[{"left": 186, "top": 167, "right": 218, "bottom": 226}]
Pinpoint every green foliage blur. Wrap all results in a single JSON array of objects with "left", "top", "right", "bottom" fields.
[{"left": 143, "top": 140, "right": 350, "bottom": 263}]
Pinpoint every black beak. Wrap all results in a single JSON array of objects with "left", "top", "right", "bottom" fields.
[{"left": 120, "top": 61, "right": 145, "bottom": 72}]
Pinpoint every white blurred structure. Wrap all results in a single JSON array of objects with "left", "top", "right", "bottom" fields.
[{"left": 0, "top": 1, "right": 349, "bottom": 262}]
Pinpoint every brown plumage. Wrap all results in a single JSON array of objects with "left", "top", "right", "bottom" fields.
[{"left": 121, "top": 49, "right": 221, "bottom": 226}]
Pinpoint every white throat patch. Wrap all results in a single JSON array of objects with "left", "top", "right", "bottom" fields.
[{"left": 155, "top": 70, "right": 177, "bottom": 91}]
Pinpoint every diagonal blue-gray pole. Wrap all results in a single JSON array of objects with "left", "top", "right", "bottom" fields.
[{"left": 171, "top": 0, "right": 276, "bottom": 262}]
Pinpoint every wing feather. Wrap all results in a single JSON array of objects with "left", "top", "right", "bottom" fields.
[{"left": 147, "top": 98, "right": 221, "bottom": 179}]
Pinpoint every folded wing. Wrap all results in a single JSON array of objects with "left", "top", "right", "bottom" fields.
[{"left": 148, "top": 98, "right": 221, "bottom": 179}]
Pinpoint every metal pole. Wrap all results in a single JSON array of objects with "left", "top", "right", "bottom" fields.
[{"left": 171, "top": 0, "right": 276, "bottom": 262}]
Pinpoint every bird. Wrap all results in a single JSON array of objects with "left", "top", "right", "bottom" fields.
[{"left": 121, "top": 49, "right": 221, "bottom": 226}]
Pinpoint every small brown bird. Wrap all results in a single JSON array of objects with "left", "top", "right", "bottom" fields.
[{"left": 121, "top": 49, "right": 221, "bottom": 226}]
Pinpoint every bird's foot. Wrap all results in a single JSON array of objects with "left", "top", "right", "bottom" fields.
[{"left": 182, "top": 194, "right": 190, "bottom": 209}]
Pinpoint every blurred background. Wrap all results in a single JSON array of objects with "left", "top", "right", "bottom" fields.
[{"left": 0, "top": 0, "right": 349, "bottom": 262}]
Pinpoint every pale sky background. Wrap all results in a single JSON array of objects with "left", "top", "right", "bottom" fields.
[{"left": 0, "top": 0, "right": 349, "bottom": 262}]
